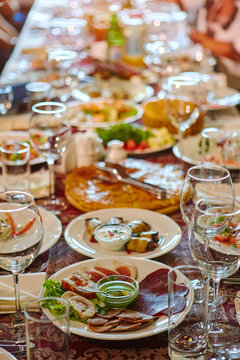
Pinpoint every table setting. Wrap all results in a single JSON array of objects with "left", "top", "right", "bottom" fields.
[{"left": 1, "top": 0, "right": 240, "bottom": 359}]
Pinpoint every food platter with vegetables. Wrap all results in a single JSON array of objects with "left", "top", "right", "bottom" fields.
[
  {"left": 40, "top": 257, "right": 192, "bottom": 340},
  {"left": 95, "top": 123, "right": 175, "bottom": 155},
  {"left": 67, "top": 99, "right": 143, "bottom": 128}
]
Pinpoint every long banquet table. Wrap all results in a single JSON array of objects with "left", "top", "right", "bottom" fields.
[
  {"left": 0, "top": 1, "right": 240, "bottom": 359},
  {"left": 0, "top": 149, "right": 239, "bottom": 360}
]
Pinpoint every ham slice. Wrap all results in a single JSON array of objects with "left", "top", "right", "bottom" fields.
[
  {"left": 130, "top": 268, "right": 188, "bottom": 316},
  {"left": 87, "top": 309, "right": 157, "bottom": 333}
]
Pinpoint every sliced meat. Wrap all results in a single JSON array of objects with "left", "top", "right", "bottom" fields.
[
  {"left": 87, "top": 317, "right": 109, "bottom": 326},
  {"left": 94, "top": 266, "right": 119, "bottom": 276},
  {"left": 82, "top": 270, "right": 105, "bottom": 283},
  {"left": 117, "top": 310, "right": 144, "bottom": 323},
  {"left": 97, "top": 309, "right": 123, "bottom": 319},
  {"left": 88, "top": 319, "right": 120, "bottom": 333},
  {"left": 113, "top": 260, "right": 138, "bottom": 279},
  {"left": 109, "top": 321, "right": 143, "bottom": 332}
]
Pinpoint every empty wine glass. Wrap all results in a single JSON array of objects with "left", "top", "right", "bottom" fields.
[
  {"left": 190, "top": 197, "right": 239, "bottom": 300},
  {"left": 29, "top": 101, "right": 71, "bottom": 214},
  {"left": 0, "top": 191, "right": 43, "bottom": 340},
  {"left": 163, "top": 75, "right": 201, "bottom": 164},
  {"left": 180, "top": 164, "right": 235, "bottom": 230}
]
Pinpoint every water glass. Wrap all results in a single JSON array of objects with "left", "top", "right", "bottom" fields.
[
  {"left": 25, "top": 82, "right": 52, "bottom": 113},
  {"left": 25, "top": 296, "right": 70, "bottom": 360},
  {"left": 0, "top": 86, "right": 13, "bottom": 115},
  {"left": 168, "top": 265, "right": 209, "bottom": 359},
  {"left": 207, "top": 292, "right": 240, "bottom": 359},
  {"left": 1, "top": 141, "right": 30, "bottom": 192}
]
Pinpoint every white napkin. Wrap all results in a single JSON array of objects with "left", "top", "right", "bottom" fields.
[{"left": 0, "top": 272, "right": 46, "bottom": 313}]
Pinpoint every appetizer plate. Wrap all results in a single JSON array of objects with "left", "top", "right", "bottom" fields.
[
  {"left": 0, "top": 348, "right": 17, "bottom": 360},
  {"left": 39, "top": 207, "right": 62, "bottom": 255},
  {"left": 40, "top": 257, "right": 192, "bottom": 340},
  {"left": 172, "top": 134, "right": 239, "bottom": 170},
  {"left": 67, "top": 99, "right": 143, "bottom": 129},
  {"left": 74, "top": 80, "right": 154, "bottom": 103},
  {"left": 64, "top": 208, "right": 182, "bottom": 259}
]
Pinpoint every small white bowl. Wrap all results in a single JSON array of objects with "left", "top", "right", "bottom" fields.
[{"left": 94, "top": 223, "right": 132, "bottom": 251}]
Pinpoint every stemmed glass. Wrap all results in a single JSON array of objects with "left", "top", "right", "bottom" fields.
[
  {"left": 163, "top": 75, "right": 201, "bottom": 165},
  {"left": 180, "top": 164, "right": 235, "bottom": 231},
  {"left": 47, "top": 48, "right": 78, "bottom": 102},
  {"left": 190, "top": 196, "right": 239, "bottom": 300},
  {"left": 0, "top": 191, "right": 43, "bottom": 339},
  {"left": 29, "top": 101, "right": 71, "bottom": 214}
]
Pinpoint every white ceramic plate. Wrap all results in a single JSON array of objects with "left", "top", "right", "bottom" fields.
[
  {"left": 74, "top": 81, "right": 154, "bottom": 103},
  {"left": 67, "top": 100, "right": 143, "bottom": 129},
  {"left": 64, "top": 208, "right": 182, "bottom": 259},
  {"left": 206, "top": 87, "right": 240, "bottom": 110},
  {"left": 40, "top": 257, "right": 192, "bottom": 340},
  {"left": 39, "top": 207, "right": 62, "bottom": 255},
  {"left": 0, "top": 348, "right": 17, "bottom": 360},
  {"left": 172, "top": 134, "right": 239, "bottom": 170}
]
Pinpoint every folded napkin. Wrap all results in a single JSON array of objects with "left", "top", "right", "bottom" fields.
[{"left": 0, "top": 272, "right": 46, "bottom": 313}]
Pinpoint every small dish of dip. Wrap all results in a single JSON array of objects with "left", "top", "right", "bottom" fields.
[
  {"left": 96, "top": 274, "right": 139, "bottom": 308},
  {"left": 93, "top": 223, "right": 132, "bottom": 251}
]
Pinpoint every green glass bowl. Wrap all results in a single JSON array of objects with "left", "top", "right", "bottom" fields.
[{"left": 96, "top": 274, "right": 139, "bottom": 309}]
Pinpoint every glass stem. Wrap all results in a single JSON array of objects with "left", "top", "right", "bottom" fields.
[
  {"left": 48, "top": 160, "right": 55, "bottom": 201},
  {"left": 212, "top": 279, "right": 220, "bottom": 301},
  {"left": 13, "top": 272, "right": 23, "bottom": 322}
]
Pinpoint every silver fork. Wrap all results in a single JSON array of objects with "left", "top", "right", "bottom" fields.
[{"left": 95, "top": 161, "right": 167, "bottom": 199}]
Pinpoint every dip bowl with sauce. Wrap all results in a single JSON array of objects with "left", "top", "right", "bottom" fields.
[
  {"left": 96, "top": 274, "right": 139, "bottom": 308},
  {"left": 94, "top": 223, "right": 132, "bottom": 251}
]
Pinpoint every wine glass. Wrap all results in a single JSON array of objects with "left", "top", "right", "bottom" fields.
[
  {"left": 29, "top": 101, "right": 71, "bottom": 214},
  {"left": 190, "top": 196, "right": 239, "bottom": 300},
  {"left": 180, "top": 164, "right": 235, "bottom": 230},
  {"left": 163, "top": 75, "right": 201, "bottom": 163},
  {"left": 0, "top": 191, "right": 43, "bottom": 340},
  {"left": 47, "top": 48, "right": 78, "bottom": 102},
  {"left": 207, "top": 292, "right": 240, "bottom": 358}
]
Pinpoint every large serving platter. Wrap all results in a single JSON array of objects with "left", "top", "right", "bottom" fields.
[
  {"left": 40, "top": 257, "right": 192, "bottom": 340},
  {"left": 64, "top": 208, "right": 182, "bottom": 259}
]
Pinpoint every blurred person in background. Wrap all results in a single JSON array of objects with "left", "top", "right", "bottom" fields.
[
  {"left": 0, "top": 0, "right": 33, "bottom": 72},
  {"left": 187, "top": 0, "right": 240, "bottom": 89}
]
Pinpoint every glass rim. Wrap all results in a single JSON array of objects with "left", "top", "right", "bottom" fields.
[
  {"left": 168, "top": 264, "right": 209, "bottom": 284},
  {"left": 32, "top": 101, "right": 66, "bottom": 114},
  {"left": 0, "top": 191, "right": 35, "bottom": 212},
  {"left": 24, "top": 296, "right": 69, "bottom": 322},
  {"left": 195, "top": 196, "right": 240, "bottom": 217},
  {"left": 186, "top": 164, "right": 231, "bottom": 182},
  {"left": 0, "top": 141, "right": 30, "bottom": 154},
  {"left": 25, "top": 82, "right": 51, "bottom": 93}
]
